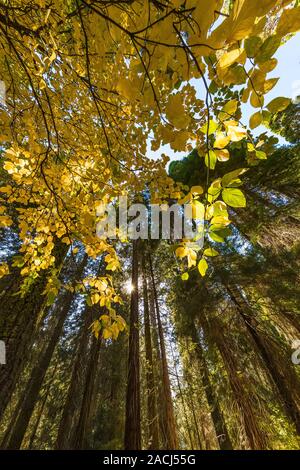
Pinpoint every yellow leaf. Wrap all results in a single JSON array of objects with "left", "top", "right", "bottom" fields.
[
  {"left": 176, "top": 246, "right": 188, "bottom": 258},
  {"left": 190, "top": 186, "right": 204, "bottom": 195},
  {"left": 250, "top": 92, "right": 264, "bottom": 108},
  {"left": 225, "top": 122, "right": 247, "bottom": 142},
  {"left": 249, "top": 111, "right": 262, "bottom": 129},
  {"left": 263, "top": 78, "right": 279, "bottom": 94},
  {"left": 103, "top": 328, "right": 112, "bottom": 340},
  {"left": 3, "top": 161, "right": 14, "bottom": 174},
  {"left": 214, "top": 133, "right": 230, "bottom": 149},
  {"left": 215, "top": 149, "right": 230, "bottom": 162},
  {"left": 198, "top": 258, "right": 208, "bottom": 277},
  {"left": 0, "top": 263, "right": 9, "bottom": 279},
  {"left": 203, "top": 248, "right": 219, "bottom": 257},
  {"left": 259, "top": 58, "right": 278, "bottom": 73},
  {"left": 267, "top": 97, "right": 291, "bottom": 113},
  {"left": 277, "top": 7, "right": 300, "bottom": 36},
  {"left": 207, "top": 179, "right": 222, "bottom": 204},
  {"left": 220, "top": 99, "right": 238, "bottom": 120},
  {"left": 219, "top": 48, "right": 244, "bottom": 69},
  {"left": 192, "top": 201, "right": 204, "bottom": 220}
]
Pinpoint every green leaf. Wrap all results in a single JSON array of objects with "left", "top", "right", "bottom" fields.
[
  {"left": 255, "top": 150, "right": 267, "bottom": 160},
  {"left": 198, "top": 258, "right": 208, "bottom": 277},
  {"left": 205, "top": 150, "right": 217, "bottom": 170},
  {"left": 256, "top": 36, "right": 281, "bottom": 63},
  {"left": 203, "top": 248, "right": 219, "bottom": 257},
  {"left": 209, "top": 227, "right": 231, "bottom": 243},
  {"left": 181, "top": 272, "right": 189, "bottom": 281},
  {"left": 200, "top": 119, "right": 218, "bottom": 136},
  {"left": 261, "top": 110, "right": 271, "bottom": 124},
  {"left": 207, "top": 179, "right": 222, "bottom": 203},
  {"left": 222, "top": 169, "right": 248, "bottom": 187},
  {"left": 209, "top": 232, "right": 225, "bottom": 243},
  {"left": 222, "top": 188, "right": 246, "bottom": 207},
  {"left": 266, "top": 97, "right": 291, "bottom": 113},
  {"left": 245, "top": 36, "right": 263, "bottom": 58}
]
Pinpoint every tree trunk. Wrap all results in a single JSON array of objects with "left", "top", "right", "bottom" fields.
[
  {"left": 55, "top": 302, "right": 93, "bottom": 449},
  {"left": 124, "top": 240, "right": 141, "bottom": 450},
  {"left": 28, "top": 361, "right": 59, "bottom": 449},
  {"left": 72, "top": 332, "right": 102, "bottom": 449},
  {"left": 4, "top": 253, "right": 87, "bottom": 449},
  {"left": 142, "top": 253, "right": 159, "bottom": 449},
  {"left": 199, "top": 312, "right": 268, "bottom": 450},
  {"left": 170, "top": 344, "right": 194, "bottom": 450},
  {"left": 148, "top": 251, "right": 178, "bottom": 450},
  {"left": 0, "top": 241, "right": 68, "bottom": 421},
  {"left": 189, "top": 323, "right": 233, "bottom": 450},
  {"left": 224, "top": 280, "right": 300, "bottom": 435}
]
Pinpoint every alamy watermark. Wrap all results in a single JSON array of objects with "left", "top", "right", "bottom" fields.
[
  {"left": 0, "top": 80, "right": 6, "bottom": 107},
  {"left": 96, "top": 196, "right": 204, "bottom": 246},
  {"left": 291, "top": 340, "right": 300, "bottom": 365},
  {"left": 0, "top": 340, "right": 6, "bottom": 365}
]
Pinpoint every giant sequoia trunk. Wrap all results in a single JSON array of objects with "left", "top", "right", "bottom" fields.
[
  {"left": 0, "top": 241, "right": 68, "bottom": 421},
  {"left": 124, "top": 240, "right": 141, "bottom": 450},
  {"left": 199, "top": 312, "right": 268, "bottom": 450},
  {"left": 142, "top": 253, "right": 159, "bottom": 449},
  {"left": 55, "top": 303, "right": 93, "bottom": 449},
  {"left": 189, "top": 323, "right": 233, "bottom": 450},
  {"left": 3, "top": 254, "right": 88, "bottom": 449},
  {"left": 57, "top": 258, "right": 105, "bottom": 450},
  {"left": 148, "top": 251, "right": 178, "bottom": 450},
  {"left": 223, "top": 280, "right": 300, "bottom": 435},
  {"left": 72, "top": 332, "right": 102, "bottom": 449}
]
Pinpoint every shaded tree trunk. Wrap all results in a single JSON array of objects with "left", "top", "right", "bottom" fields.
[
  {"left": 55, "top": 302, "right": 93, "bottom": 449},
  {"left": 4, "top": 253, "right": 87, "bottom": 449},
  {"left": 124, "top": 240, "right": 141, "bottom": 450},
  {"left": 28, "top": 361, "right": 59, "bottom": 449},
  {"left": 0, "top": 242, "right": 68, "bottom": 421},
  {"left": 189, "top": 323, "right": 233, "bottom": 450},
  {"left": 148, "top": 251, "right": 178, "bottom": 450},
  {"left": 72, "top": 332, "right": 102, "bottom": 449},
  {"left": 224, "top": 280, "right": 300, "bottom": 435},
  {"left": 142, "top": 253, "right": 159, "bottom": 449},
  {"left": 199, "top": 312, "right": 268, "bottom": 450}
]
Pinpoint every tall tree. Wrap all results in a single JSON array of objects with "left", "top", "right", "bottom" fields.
[
  {"left": 142, "top": 252, "right": 159, "bottom": 449},
  {"left": 124, "top": 240, "right": 141, "bottom": 450},
  {"left": 0, "top": 242, "right": 68, "bottom": 421},
  {"left": 148, "top": 250, "right": 178, "bottom": 450},
  {"left": 3, "top": 253, "right": 88, "bottom": 449}
]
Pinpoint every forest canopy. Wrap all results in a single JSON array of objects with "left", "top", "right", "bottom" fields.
[{"left": 0, "top": 0, "right": 300, "bottom": 452}]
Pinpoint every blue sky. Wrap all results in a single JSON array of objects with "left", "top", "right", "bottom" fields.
[{"left": 148, "top": 33, "right": 300, "bottom": 162}]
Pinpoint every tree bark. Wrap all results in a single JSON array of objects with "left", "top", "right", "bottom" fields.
[
  {"left": 124, "top": 240, "right": 141, "bottom": 450},
  {"left": 142, "top": 252, "right": 159, "bottom": 449},
  {"left": 189, "top": 323, "right": 233, "bottom": 450},
  {"left": 148, "top": 251, "right": 178, "bottom": 450},
  {"left": 72, "top": 332, "right": 102, "bottom": 449},
  {"left": 3, "top": 253, "right": 87, "bottom": 449},
  {"left": 0, "top": 241, "right": 68, "bottom": 422},
  {"left": 224, "top": 280, "right": 300, "bottom": 435},
  {"left": 55, "top": 301, "right": 93, "bottom": 449},
  {"left": 199, "top": 312, "right": 268, "bottom": 450}
]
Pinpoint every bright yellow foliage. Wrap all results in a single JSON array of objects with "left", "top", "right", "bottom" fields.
[{"left": 0, "top": 0, "right": 299, "bottom": 314}]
